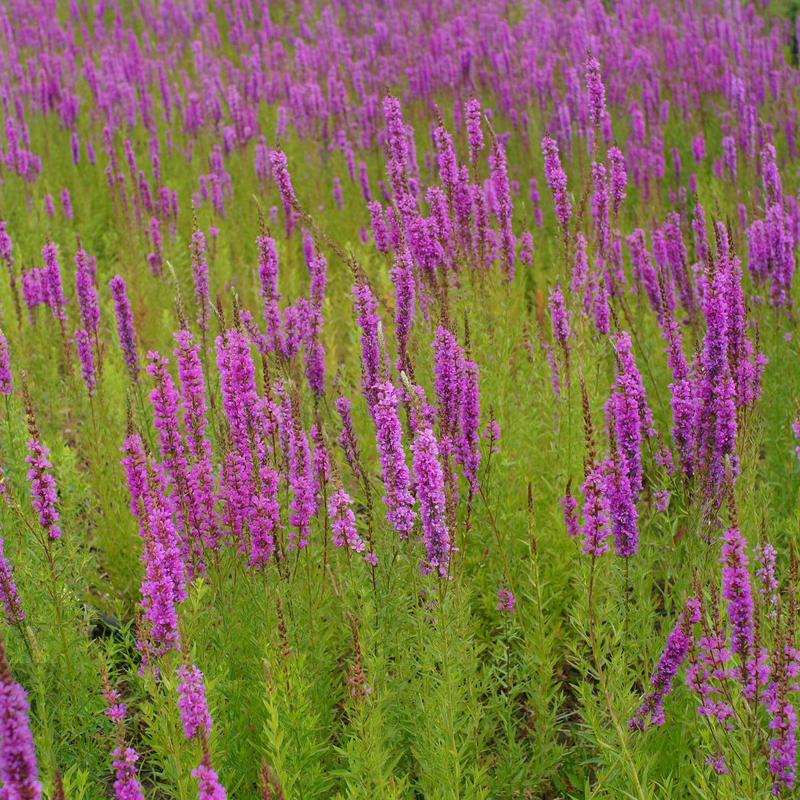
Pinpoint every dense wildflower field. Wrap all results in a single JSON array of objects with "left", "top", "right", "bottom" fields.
[{"left": 4, "top": 0, "right": 800, "bottom": 797}]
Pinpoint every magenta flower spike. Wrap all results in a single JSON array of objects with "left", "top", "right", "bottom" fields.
[
  {"left": 193, "top": 756, "right": 228, "bottom": 800},
  {"left": 372, "top": 381, "right": 416, "bottom": 537},
  {"left": 0, "top": 330, "right": 13, "bottom": 395},
  {"left": 74, "top": 328, "right": 96, "bottom": 396},
  {"left": 541, "top": 135, "right": 571, "bottom": 234},
  {"left": 75, "top": 247, "right": 100, "bottom": 335},
  {"left": 109, "top": 275, "right": 141, "bottom": 382},
  {"left": 176, "top": 663, "right": 213, "bottom": 741},
  {"left": 190, "top": 227, "right": 210, "bottom": 332},
  {"left": 0, "top": 638, "right": 42, "bottom": 800},
  {"left": 412, "top": 424, "right": 451, "bottom": 578},
  {"left": 0, "top": 533, "right": 23, "bottom": 626},
  {"left": 629, "top": 597, "right": 700, "bottom": 731}
]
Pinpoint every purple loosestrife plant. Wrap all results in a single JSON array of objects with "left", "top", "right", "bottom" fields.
[
  {"left": 456, "top": 358, "right": 481, "bottom": 493},
  {"left": 496, "top": 588, "right": 516, "bottom": 613},
  {"left": 257, "top": 233, "right": 282, "bottom": 354},
  {"left": 390, "top": 248, "right": 415, "bottom": 371},
  {"left": 111, "top": 748, "right": 145, "bottom": 800},
  {"left": 372, "top": 381, "right": 416, "bottom": 538},
  {"left": 74, "top": 328, "right": 96, "bottom": 396},
  {"left": 541, "top": 135, "right": 571, "bottom": 235},
  {"left": 605, "top": 331, "right": 651, "bottom": 499},
  {"left": 75, "top": 247, "right": 100, "bottom": 336},
  {"left": 465, "top": 97, "right": 484, "bottom": 166},
  {"left": 489, "top": 136, "right": 515, "bottom": 281},
  {"left": 353, "top": 282, "right": 383, "bottom": 409},
  {"left": 604, "top": 449, "right": 639, "bottom": 557},
  {"left": 584, "top": 54, "right": 606, "bottom": 128},
  {"left": 328, "top": 488, "right": 366, "bottom": 556},
  {"left": 608, "top": 146, "right": 627, "bottom": 217},
  {"left": 193, "top": 756, "right": 227, "bottom": 800},
  {"left": 561, "top": 480, "right": 580, "bottom": 537},
  {"left": 176, "top": 663, "right": 213, "bottom": 741},
  {"left": 190, "top": 226, "right": 211, "bottom": 332},
  {"left": 41, "top": 242, "right": 67, "bottom": 324},
  {"left": 548, "top": 284, "right": 572, "bottom": 382},
  {"left": 720, "top": 526, "right": 754, "bottom": 664},
  {"left": 335, "top": 395, "right": 362, "bottom": 482},
  {"left": 412, "top": 425, "right": 451, "bottom": 578},
  {"left": 282, "top": 393, "right": 317, "bottom": 550},
  {"left": 579, "top": 459, "right": 612, "bottom": 557},
  {"left": 0, "top": 533, "right": 23, "bottom": 625},
  {"left": 0, "top": 636, "right": 42, "bottom": 800},
  {"left": 174, "top": 330, "right": 219, "bottom": 550},
  {"left": 0, "top": 331, "right": 13, "bottom": 395},
  {"left": 629, "top": 597, "right": 700, "bottom": 730},
  {"left": 23, "top": 392, "right": 60, "bottom": 541},
  {"left": 432, "top": 326, "right": 464, "bottom": 448},
  {"left": 109, "top": 275, "right": 141, "bottom": 382},
  {"left": 269, "top": 149, "right": 298, "bottom": 236},
  {"left": 101, "top": 679, "right": 145, "bottom": 800}
]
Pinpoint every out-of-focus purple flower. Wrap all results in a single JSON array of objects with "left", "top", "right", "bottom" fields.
[
  {"left": 190, "top": 227, "right": 210, "bottom": 331},
  {"left": 383, "top": 94, "right": 409, "bottom": 198},
  {"left": 256, "top": 233, "right": 283, "bottom": 354},
  {"left": 705, "top": 754, "right": 728, "bottom": 775},
  {"left": 654, "top": 490, "right": 670, "bottom": 513},
  {"left": 542, "top": 136, "right": 571, "bottom": 233},
  {"left": 608, "top": 146, "right": 627, "bottom": 217},
  {"left": 283, "top": 397, "right": 316, "bottom": 550},
  {"left": 495, "top": 588, "right": 516, "bottom": 613},
  {"left": 584, "top": 54, "right": 606, "bottom": 128},
  {"left": 762, "top": 142, "right": 783, "bottom": 204},
  {"left": 60, "top": 189, "right": 73, "bottom": 221},
  {"left": 465, "top": 97, "right": 484, "bottom": 164},
  {"left": 691, "top": 132, "right": 706, "bottom": 163},
  {"left": 605, "top": 331, "right": 653, "bottom": 499}
]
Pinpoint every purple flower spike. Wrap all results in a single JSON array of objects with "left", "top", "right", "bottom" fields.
[
  {"left": 176, "top": 663, "right": 213, "bottom": 741},
  {"left": 109, "top": 275, "right": 140, "bottom": 382},
  {"left": 0, "top": 639, "right": 42, "bottom": 800}
]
